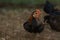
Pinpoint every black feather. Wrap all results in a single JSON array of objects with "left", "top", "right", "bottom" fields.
[{"left": 23, "top": 17, "right": 44, "bottom": 33}]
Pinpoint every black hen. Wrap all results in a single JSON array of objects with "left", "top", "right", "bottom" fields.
[
  {"left": 44, "top": 0, "right": 60, "bottom": 32},
  {"left": 23, "top": 16, "right": 44, "bottom": 33}
]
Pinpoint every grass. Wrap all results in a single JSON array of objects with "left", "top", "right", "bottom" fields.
[{"left": 0, "top": 8, "right": 60, "bottom": 40}]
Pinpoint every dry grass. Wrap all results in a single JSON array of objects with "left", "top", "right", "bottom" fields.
[{"left": 0, "top": 8, "right": 60, "bottom": 40}]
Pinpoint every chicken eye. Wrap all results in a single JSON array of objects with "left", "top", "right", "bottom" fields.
[{"left": 35, "top": 13, "right": 37, "bottom": 14}]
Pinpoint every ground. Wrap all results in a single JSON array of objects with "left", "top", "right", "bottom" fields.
[{"left": 0, "top": 8, "right": 60, "bottom": 40}]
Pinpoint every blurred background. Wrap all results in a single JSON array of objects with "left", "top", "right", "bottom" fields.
[
  {"left": 0, "top": 0, "right": 60, "bottom": 40},
  {"left": 0, "top": 0, "right": 60, "bottom": 8}
]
